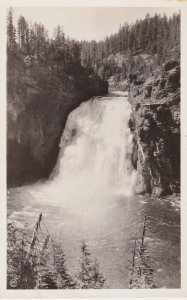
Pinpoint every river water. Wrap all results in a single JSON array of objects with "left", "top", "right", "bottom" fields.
[{"left": 7, "top": 93, "right": 180, "bottom": 288}]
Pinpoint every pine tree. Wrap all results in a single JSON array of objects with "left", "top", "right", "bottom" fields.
[
  {"left": 17, "top": 16, "right": 29, "bottom": 53},
  {"left": 77, "top": 241, "right": 105, "bottom": 289},
  {"left": 7, "top": 8, "right": 17, "bottom": 52},
  {"left": 129, "top": 241, "right": 157, "bottom": 289},
  {"left": 7, "top": 224, "right": 36, "bottom": 289},
  {"left": 37, "top": 266, "right": 58, "bottom": 289},
  {"left": 53, "top": 25, "right": 65, "bottom": 48},
  {"left": 7, "top": 219, "right": 78, "bottom": 290},
  {"left": 79, "top": 12, "right": 180, "bottom": 81},
  {"left": 92, "top": 258, "right": 106, "bottom": 289},
  {"left": 129, "top": 217, "right": 157, "bottom": 289},
  {"left": 53, "top": 244, "right": 76, "bottom": 288}
]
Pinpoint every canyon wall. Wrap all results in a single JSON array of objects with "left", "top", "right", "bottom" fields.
[
  {"left": 7, "top": 57, "right": 108, "bottom": 187},
  {"left": 129, "top": 60, "right": 180, "bottom": 196}
]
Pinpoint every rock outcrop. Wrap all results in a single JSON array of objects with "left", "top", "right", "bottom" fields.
[
  {"left": 129, "top": 60, "right": 180, "bottom": 196},
  {"left": 7, "top": 59, "right": 108, "bottom": 187}
]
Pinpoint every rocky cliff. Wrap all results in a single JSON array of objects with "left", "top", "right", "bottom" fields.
[
  {"left": 7, "top": 55, "right": 108, "bottom": 187},
  {"left": 129, "top": 60, "right": 180, "bottom": 196}
]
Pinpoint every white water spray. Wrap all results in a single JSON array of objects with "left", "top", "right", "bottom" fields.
[{"left": 31, "top": 95, "right": 136, "bottom": 214}]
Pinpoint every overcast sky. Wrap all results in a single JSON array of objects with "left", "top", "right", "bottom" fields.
[{"left": 12, "top": 7, "right": 180, "bottom": 41}]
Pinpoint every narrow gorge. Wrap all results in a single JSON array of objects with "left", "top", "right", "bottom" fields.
[
  {"left": 6, "top": 7, "right": 181, "bottom": 290},
  {"left": 7, "top": 58, "right": 180, "bottom": 197}
]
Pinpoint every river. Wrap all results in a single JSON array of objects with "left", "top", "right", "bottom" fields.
[{"left": 7, "top": 93, "right": 180, "bottom": 288}]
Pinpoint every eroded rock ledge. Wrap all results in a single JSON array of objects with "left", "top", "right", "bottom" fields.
[{"left": 129, "top": 60, "right": 180, "bottom": 196}]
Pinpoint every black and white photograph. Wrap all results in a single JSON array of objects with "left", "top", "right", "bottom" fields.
[{"left": 0, "top": 0, "right": 187, "bottom": 297}]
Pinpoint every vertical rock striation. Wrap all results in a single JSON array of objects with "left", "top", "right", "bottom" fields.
[{"left": 129, "top": 60, "right": 180, "bottom": 196}]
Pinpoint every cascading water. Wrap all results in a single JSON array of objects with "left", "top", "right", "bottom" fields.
[
  {"left": 54, "top": 96, "right": 135, "bottom": 188},
  {"left": 31, "top": 95, "right": 136, "bottom": 215},
  {"left": 8, "top": 95, "right": 180, "bottom": 289}
]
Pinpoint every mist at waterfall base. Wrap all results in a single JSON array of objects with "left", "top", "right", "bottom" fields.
[
  {"left": 8, "top": 95, "right": 180, "bottom": 288},
  {"left": 33, "top": 96, "right": 136, "bottom": 218}
]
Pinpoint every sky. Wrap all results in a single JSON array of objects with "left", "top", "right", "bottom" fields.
[{"left": 12, "top": 7, "right": 180, "bottom": 41}]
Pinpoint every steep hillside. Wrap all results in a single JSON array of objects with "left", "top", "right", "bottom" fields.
[{"left": 81, "top": 13, "right": 180, "bottom": 83}]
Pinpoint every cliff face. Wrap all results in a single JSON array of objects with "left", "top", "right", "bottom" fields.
[
  {"left": 7, "top": 58, "right": 108, "bottom": 187},
  {"left": 129, "top": 60, "right": 180, "bottom": 196}
]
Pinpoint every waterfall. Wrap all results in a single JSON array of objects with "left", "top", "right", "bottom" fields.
[{"left": 32, "top": 95, "right": 136, "bottom": 212}]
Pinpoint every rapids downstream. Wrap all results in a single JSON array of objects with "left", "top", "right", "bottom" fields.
[{"left": 8, "top": 93, "right": 180, "bottom": 288}]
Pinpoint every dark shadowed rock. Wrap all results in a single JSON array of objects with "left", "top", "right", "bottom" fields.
[
  {"left": 129, "top": 60, "right": 180, "bottom": 196},
  {"left": 165, "top": 67, "right": 180, "bottom": 92},
  {"left": 144, "top": 84, "right": 152, "bottom": 98},
  {"left": 7, "top": 56, "right": 108, "bottom": 187},
  {"left": 158, "top": 78, "right": 166, "bottom": 90},
  {"left": 164, "top": 60, "right": 179, "bottom": 72}
]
